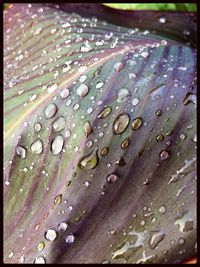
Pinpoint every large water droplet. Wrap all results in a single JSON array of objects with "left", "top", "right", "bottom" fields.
[
  {"left": 148, "top": 231, "right": 165, "bottom": 249},
  {"left": 78, "top": 150, "right": 99, "bottom": 170},
  {"left": 113, "top": 113, "right": 130, "bottom": 134},
  {"left": 45, "top": 229, "right": 57, "bottom": 241},
  {"left": 131, "top": 117, "right": 142, "bottom": 130},
  {"left": 44, "top": 103, "right": 58, "bottom": 119},
  {"left": 97, "top": 106, "right": 112, "bottom": 119},
  {"left": 52, "top": 117, "right": 66, "bottom": 132},
  {"left": 30, "top": 139, "right": 43, "bottom": 154},
  {"left": 76, "top": 84, "right": 89, "bottom": 97},
  {"left": 51, "top": 135, "right": 64, "bottom": 155},
  {"left": 16, "top": 146, "right": 26, "bottom": 159}
]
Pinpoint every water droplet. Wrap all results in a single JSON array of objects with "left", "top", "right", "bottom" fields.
[
  {"left": 31, "top": 139, "right": 43, "bottom": 154},
  {"left": 58, "top": 222, "right": 68, "bottom": 232},
  {"left": 121, "top": 137, "right": 130, "bottom": 149},
  {"left": 79, "top": 75, "right": 87, "bottom": 83},
  {"left": 44, "top": 103, "right": 58, "bottom": 119},
  {"left": 62, "top": 64, "right": 71, "bottom": 73},
  {"left": 117, "top": 88, "right": 130, "bottom": 103},
  {"left": 81, "top": 44, "right": 92, "bottom": 52},
  {"left": 113, "top": 113, "right": 130, "bottom": 134},
  {"left": 159, "top": 205, "right": 166, "bottom": 214},
  {"left": 37, "top": 242, "right": 45, "bottom": 251},
  {"left": 159, "top": 150, "right": 169, "bottom": 160},
  {"left": 156, "top": 134, "right": 164, "bottom": 142},
  {"left": 51, "top": 135, "right": 64, "bottom": 155},
  {"left": 78, "top": 150, "right": 99, "bottom": 169},
  {"left": 132, "top": 98, "right": 140, "bottom": 106},
  {"left": 148, "top": 231, "right": 165, "bottom": 249},
  {"left": 16, "top": 146, "right": 26, "bottom": 159},
  {"left": 45, "top": 229, "right": 57, "bottom": 241},
  {"left": 34, "top": 256, "right": 46, "bottom": 264},
  {"left": 159, "top": 17, "right": 166, "bottom": 23},
  {"left": 106, "top": 173, "right": 118, "bottom": 184},
  {"left": 52, "top": 117, "right": 66, "bottom": 132},
  {"left": 54, "top": 194, "right": 62, "bottom": 205},
  {"left": 178, "top": 238, "right": 185, "bottom": 245},
  {"left": 97, "top": 106, "right": 112, "bottom": 119},
  {"left": 76, "top": 84, "right": 89, "bottom": 97},
  {"left": 101, "top": 147, "right": 109, "bottom": 156},
  {"left": 155, "top": 110, "right": 162, "bottom": 116},
  {"left": 131, "top": 117, "right": 142, "bottom": 130},
  {"left": 114, "top": 62, "right": 124, "bottom": 72},
  {"left": 65, "top": 234, "right": 75, "bottom": 244},
  {"left": 96, "top": 82, "right": 104, "bottom": 89},
  {"left": 180, "top": 133, "right": 186, "bottom": 140},
  {"left": 84, "top": 121, "right": 92, "bottom": 137},
  {"left": 47, "top": 82, "right": 57, "bottom": 93},
  {"left": 34, "top": 122, "right": 42, "bottom": 132},
  {"left": 78, "top": 65, "right": 87, "bottom": 73},
  {"left": 60, "top": 88, "right": 69, "bottom": 99},
  {"left": 115, "top": 157, "right": 126, "bottom": 166}
]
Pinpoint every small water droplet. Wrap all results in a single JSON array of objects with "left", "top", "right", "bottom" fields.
[
  {"left": 106, "top": 173, "right": 118, "bottom": 184},
  {"left": 53, "top": 117, "right": 66, "bottom": 132},
  {"left": 45, "top": 229, "right": 57, "bottom": 241},
  {"left": 37, "top": 242, "right": 45, "bottom": 252},
  {"left": 155, "top": 110, "right": 162, "bottom": 116},
  {"left": 159, "top": 17, "right": 166, "bottom": 23},
  {"left": 121, "top": 137, "right": 130, "bottom": 149},
  {"left": 60, "top": 88, "right": 69, "bottom": 99},
  {"left": 101, "top": 147, "right": 109, "bottom": 156},
  {"left": 114, "top": 62, "right": 124, "bottom": 72},
  {"left": 34, "top": 256, "right": 46, "bottom": 264},
  {"left": 65, "top": 234, "right": 75, "bottom": 244},
  {"left": 131, "top": 117, "right": 142, "bottom": 130},
  {"left": 84, "top": 121, "right": 92, "bottom": 137},
  {"left": 81, "top": 44, "right": 92, "bottom": 52},
  {"left": 159, "top": 150, "right": 169, "bottom": 160},
  {"left": 34, "top": 122, "right": 42, "bottom": 132},
  {"left": 178, "top": 238, "right": 185, "bottom": 245},
  {"left": 16, "top": 146, "right": 26, "bottom": 159},
  {"left": 57, "top": 222, "right": 68, "bottom": 232},
  {"left": 54, "top": 194, "right": 62, "bottom": 205},
  {"left": 156, "top": 134, "right": 164, "bottom": 142},
  {"left": 97, "top": 106, "right": 112, "bottom": 119},
  {"left": 31, "top": 139, "right": 43, "bottom": 154},
  {"left": 96, "top": 82, "right": 104, "bottom": 89},
  {"left": 180, "top": 133, "right": 186, "bottom": 140},
  {"left": 79, "top": 75, "right": 87, "bottom": 83},
  {"left": 78, "top": 150, "right": 99, "bottom": 169},
  {"left": 132, "top": 98, "right": 140, "bottom": 106},
  {"left": 51, "top": 135, "right": 64, "bottom": 155},
  {"left": 117, "top": 88, "right": 130, "bottom": 103},
  {"left": 113, "top": 113, "right": 130, "bottom": 134},
  {"left": 148, "top": 231, "right": 165, "bottom": 249},
  {"left": 115, "top": 157, "right": 126, "bottom": 166},
  {"left": 159, "top": 205, "right": 166, "bottom": 214},
  {"left": 44, "top": 103, "right": 58, "bottom": 119},
  {"left": 47, "top": 82, "right": 57, "bottom": 93},
  {"left": 76, "top": 84, "right": 89, "bottom": 97}
]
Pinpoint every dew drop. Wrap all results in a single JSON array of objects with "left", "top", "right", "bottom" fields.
[
  {"left": 131, "top": 117, "right": 142, "bottom": 130},
  {"left": 115, "top": 157, "right": 126, "bottom": 166},
  {"left": 60, "top": 88, "right": 69, "bottom": 99},
  {"left": 34, "top": 122, "right": 42, "bottom": 132},
  {"left": 84, "top": 121, "right": 92, "bottom": 137},
  {"left": 44, "top": 103, "right": 58, "bottom": 119},
  {"left": 54, "top": 194, "right": 62, "bottom": 205},
  {"left": 106, "top": 173, "right": 118, "bottom": 184},
  {"left": 51, "top": 135, "right": 64, "bottom": 155},
  {"left": 114, "top": 62, "right": 124, "bottom": 72},
  {"left": 156, "top": 134, "right": 164, "bottom": 142},
  {"left": 66, "top": 234, "right": 75, "bottom": 244},
  {"left": 148, "top": 231, "right": 165, "bottom": 249},
  {"left": 31, "top": 139, "right": 43, "bottom": 154},
  {"left": 62, "top": 64, "right": 71, "bottom": 73},
  {"left": 97, "top": 106, "right": 112, "bottom": 119},
  {"left": 47, "top": 82, "right": 57, "bottom": 93},
  {"left": 76, "top": 84, "right": 89, "bottom": 97},
  {"left": 117, "top": 88, "right": 130, "bottom": 103},
  {"left": 155, "top": 110, "right": 162, "bottom": 116},
  {"left": 132, "top": 98, "right": 140, "bottom": 106},
  {"left": 79, "top": 75, "right": 87, "bottom": 83},
  {"left": 34, "top": 256, "right": 46, "bottom": 264},
  {"left": 16, "top": 146, "right": 26, "bottom": 159},
  {"left": 121, "top": 137, "right": 130, "bottom": 149},
  {"left": 45, "top": 229, "right": 57, "bottom": 241},
  {"left": 159, "top": 205, "right": 166, "bottom": 214},
  {"left": 78, "top": 150, "right": 99, "bottom": 169},
  {"left": 58, "top": 222, "right": 68, "bottom": 232},
  {"left": 96, "top": 82, "right": 104, "bottom": 89},
  {"left": 101, "top": 147, "right": 109, "bottom": 157},
  {"left": 37, "top": 242, "right": 45, "bottom": 252},
  {"left": 52, "top": 117, "right": 66, "bottom": 132},
  {"left": 113, "top": 113, "right": 130, "bottom": 134},
  {"left": 159, "top": 17, "right": 166, "bottom": 23},
  {"left": 178, "top": 238, "right": 185, "bottom": 245},
  {"left": 159, "top": 150, "right": 169, "bottom": 160}
]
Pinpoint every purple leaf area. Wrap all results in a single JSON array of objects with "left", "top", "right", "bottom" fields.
[{"left": 4, "top": 3, "right": 196, "bottom": 264}]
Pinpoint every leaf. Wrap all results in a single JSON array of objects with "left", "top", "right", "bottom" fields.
[
  {"left": 4, "top": 3, "right": 196, "bottom": 264},
  {"left": 103, "top": 3, "right": 197, "bottom": 12}
]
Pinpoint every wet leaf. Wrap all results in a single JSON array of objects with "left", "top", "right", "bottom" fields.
[{"left": 4, "top": 3, "right": 196, "bottom": 264}]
